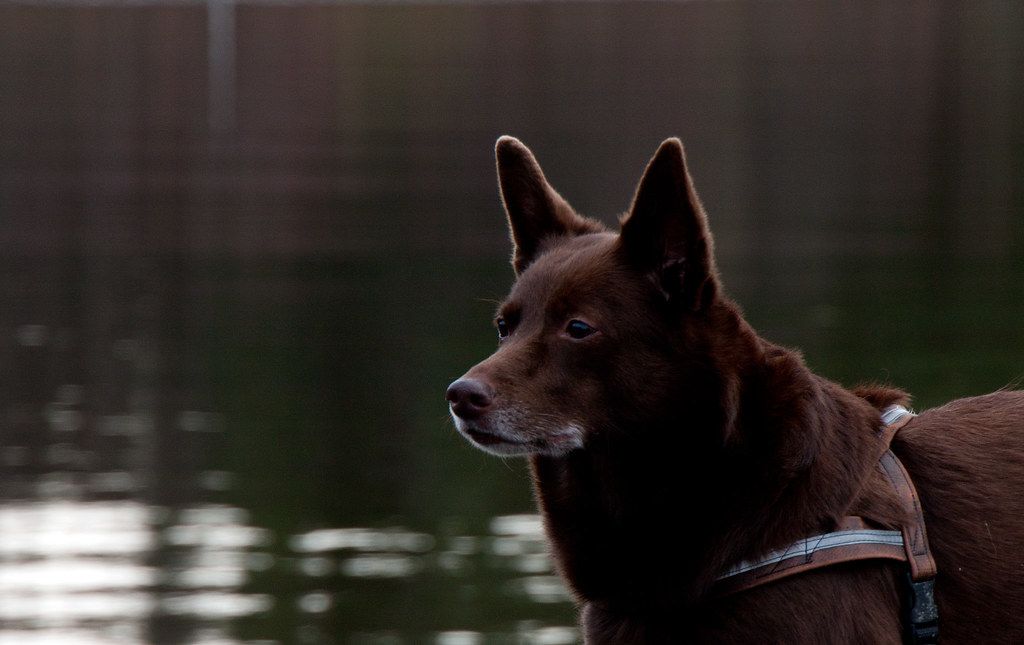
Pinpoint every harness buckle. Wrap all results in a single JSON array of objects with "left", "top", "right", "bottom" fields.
[{"left": 904, "top": 574, "right": 939, "bottom": 644}]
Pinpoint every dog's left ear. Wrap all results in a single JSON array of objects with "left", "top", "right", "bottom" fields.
[{"left": 619, "top": 138, "right": 719, "bottom": 311}]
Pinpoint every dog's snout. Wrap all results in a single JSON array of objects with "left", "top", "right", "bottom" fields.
[{"left": 446, "top": 378, "right": 494, "bottom": 420}]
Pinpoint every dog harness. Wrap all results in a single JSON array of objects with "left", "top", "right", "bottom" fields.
[{"left": 715, "top": 405, "right": 939, "bottom": 644}]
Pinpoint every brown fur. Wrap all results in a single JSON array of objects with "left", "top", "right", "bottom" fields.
[{"left": 446, "top": 137, "right": 1024, "bottom": 643}]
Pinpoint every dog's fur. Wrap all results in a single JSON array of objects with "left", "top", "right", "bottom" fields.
[{"left": 447, "top": 137, "right": 1024, "bottom": 643}]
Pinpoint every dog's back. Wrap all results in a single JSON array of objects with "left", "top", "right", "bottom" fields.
[{"left": 897, "top": 391, "right": 1024, "bottom": 641}]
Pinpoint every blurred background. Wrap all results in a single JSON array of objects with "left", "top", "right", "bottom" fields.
[{"left": 1, "top": 1, "right": 1022, "bottom": 643}]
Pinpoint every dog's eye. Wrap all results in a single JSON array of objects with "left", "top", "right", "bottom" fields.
[
  {"left": 496, "top": 317, "right": 510, "bottom": 339},
  {"left": 565, "top": 319, "right": 597, "bottom": 339}
]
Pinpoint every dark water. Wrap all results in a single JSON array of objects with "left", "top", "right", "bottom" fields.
[{"left": 1, "top": 2, "right": 1023, "bottom": 644}]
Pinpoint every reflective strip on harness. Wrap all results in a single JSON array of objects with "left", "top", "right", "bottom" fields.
[
  {"left": 880, "top": 404, "right": 913, "bottom": 427},
  {"left": 719, "top": 528, "right": 904, "bottom": 578}
]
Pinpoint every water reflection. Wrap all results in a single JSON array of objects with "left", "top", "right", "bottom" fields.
[
  {"left": 0, "top": 501, "right": 280, "bottom": 644},
  {"left": 0, "top": 495, "right": 577, "bottom": 643},
  {"left": 0, "top": 501, "right": 151, "bottom": 645},
  {"left": 162, "top": 506, "right": 274, "bottom": 621},
  {"left": 0, "top": 248, "right": 580, "bottom": 643},
  {"left": 286, "top": 515, "right": 577, "bottom": 642}
]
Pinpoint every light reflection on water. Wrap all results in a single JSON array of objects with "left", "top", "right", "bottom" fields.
[
  {"left": 0, "top": 501, "right": 577, "bottom": 644},
  {"left": 0, "top": 502, "right": 156, "bottom": 636},
  {"left": 0, "top": 501, "right": 276, "bottom": 643}
]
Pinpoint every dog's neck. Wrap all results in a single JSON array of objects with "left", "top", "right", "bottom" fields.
[{"left": 530, "top": 336, "right": 905, "bottom": 613}]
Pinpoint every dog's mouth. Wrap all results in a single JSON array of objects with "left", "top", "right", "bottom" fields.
[
  {"left": 453, "top": 415, "right": 584, "bottom": 458},
  {"left": 452, "top": 415, "right": 539, "bottom": 456},
  {"left": 462, "top": 426, "right": 535, "bottom": 455},
  {"left": 465, "top": 427, "right": 511, "bottom": 447}
]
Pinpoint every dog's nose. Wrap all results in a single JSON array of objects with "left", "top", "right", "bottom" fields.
[{"left": 446, "top": 378, "right": 494, "bottom": 420}]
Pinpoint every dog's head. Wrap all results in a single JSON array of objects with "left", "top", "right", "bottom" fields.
[{"left": 447, "top": 137, "right": 752, "bottom": 458}]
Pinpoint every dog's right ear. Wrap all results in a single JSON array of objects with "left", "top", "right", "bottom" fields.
[{"left": 496, "top": 136, "right": 602, "bottom": 274}]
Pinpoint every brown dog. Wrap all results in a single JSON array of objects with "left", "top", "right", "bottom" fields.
[{"left": 447, "top": 136, "right": 1024, "bottom": 643}]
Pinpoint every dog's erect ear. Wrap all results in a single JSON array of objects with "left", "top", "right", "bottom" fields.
[
  {"left": 619, "top": 138, "right": 719, "bottom": 311},
  {"left": 496, "top": 136, "right": 602, "bottom": 274}
]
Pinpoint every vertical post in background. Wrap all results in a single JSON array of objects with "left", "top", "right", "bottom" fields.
[{"left": 207, "top": 0, "right": 236, "bottom": 135}]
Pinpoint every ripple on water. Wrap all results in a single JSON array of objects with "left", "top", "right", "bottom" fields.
[{"left": 289, "top": 527, "right": 435, "bottom": 554}]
